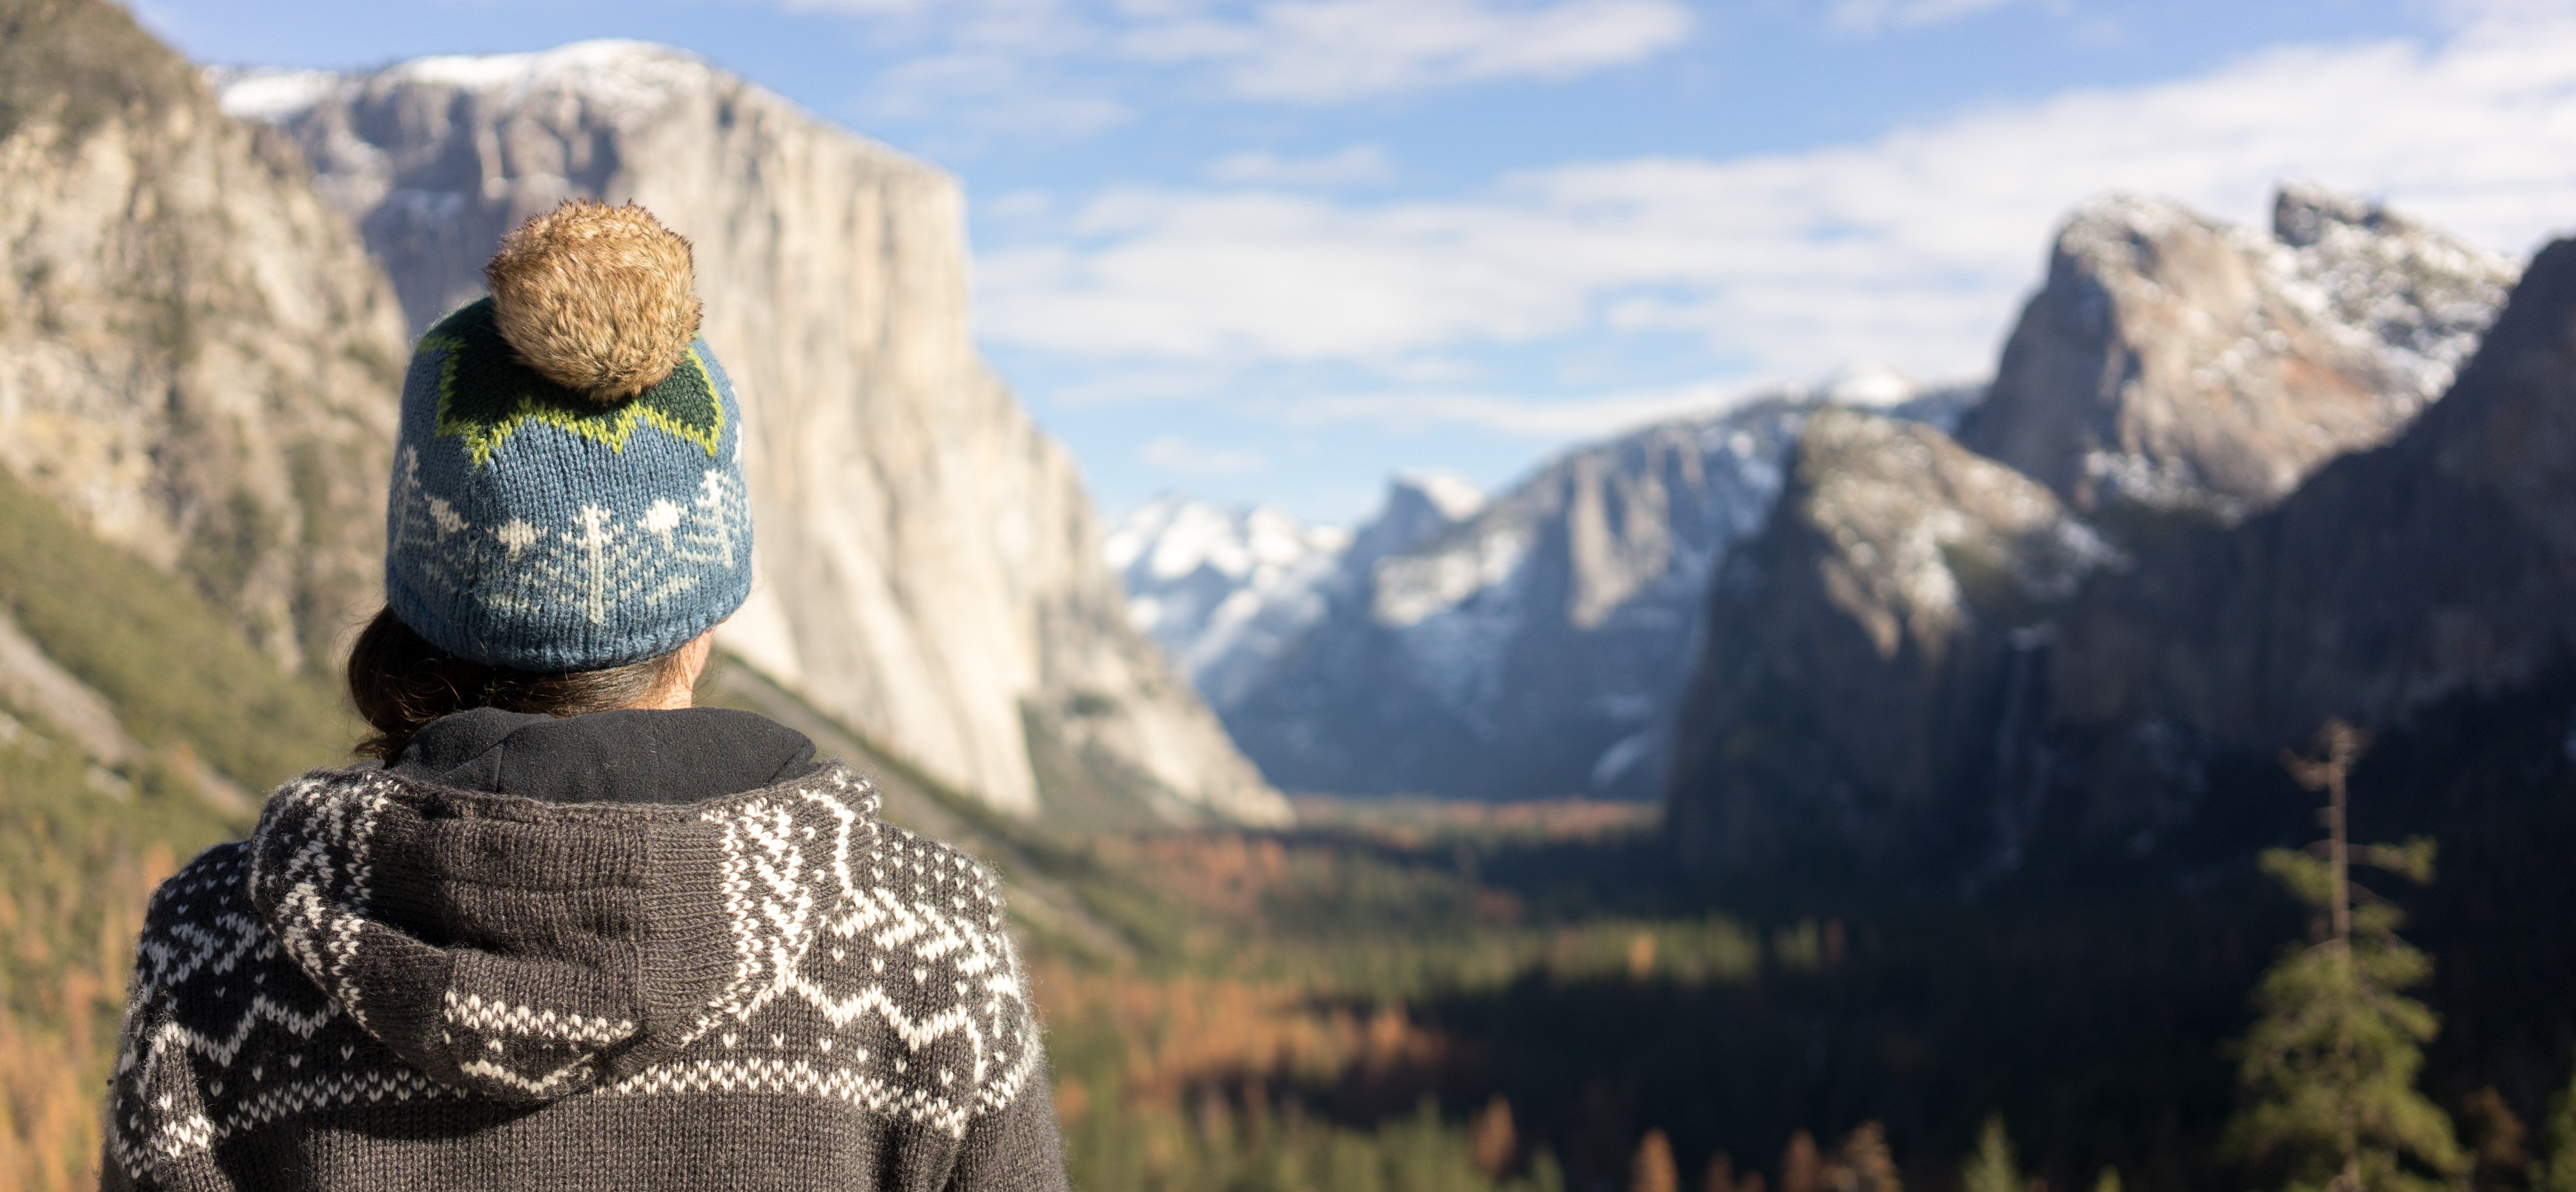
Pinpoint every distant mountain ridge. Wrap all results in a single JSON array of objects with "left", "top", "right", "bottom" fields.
[
  {"left": 217, "top": 41, "right": 1286, "bottom": 826},
  {"left": 1112, "top": 380, "right": 1976, "bottom": 801},
  {"left": 1108, "top": 183, "right": 2518, "bottom": 812}
]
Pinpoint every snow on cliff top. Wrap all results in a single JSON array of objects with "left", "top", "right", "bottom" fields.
[
  {"left": 1390, "top": 470, "right": 1488, "bottom": 523},
  {"left": 214, "top": 41, "right": 718, "bottom": 122},
  {"left": 210, "top": 67, "right": 342, "bottom": 121}
]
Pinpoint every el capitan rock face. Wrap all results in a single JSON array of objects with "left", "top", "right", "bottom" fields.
[
  {"left": 1960, "top": 187, "right": 2512, "bottom": 522},
  {"left": 0, "top": 1, "right": 408, "bottom": 672},
  {"left": 221, "top": 43, "right": 1283, "bottom": 824}
]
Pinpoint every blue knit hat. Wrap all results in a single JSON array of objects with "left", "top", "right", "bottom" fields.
[{"left": 384, "top": 201, "right": 753, "bottom": 672}]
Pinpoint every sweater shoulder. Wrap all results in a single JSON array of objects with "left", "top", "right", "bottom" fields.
[
  {"left": 865, "top": 821, "right": 1012, "bottom": 926},
  {"left": 108, "top": 839, "right": 417, "bottom": 1185}
]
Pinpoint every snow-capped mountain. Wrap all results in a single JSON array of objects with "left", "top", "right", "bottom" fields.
[
  {"left": 1107, "top": 498, "right": 1354, "bottom": 710},
  {"left": 1222, "top": 393, "right": 1902, "bottom": 802},
  {"left": 1107, "top": 473, "right": 1485, "bottom": 714},
  {"left": 1111, "top": 384, "right": 1966, "bottom": 803}
]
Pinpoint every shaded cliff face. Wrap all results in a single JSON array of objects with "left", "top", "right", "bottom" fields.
[
  {"left": 2051, "top": 237, "right": 2576, "bottom": 775},
  {"left": 222, "top": 43, "right": 1284, "bottom": 824},
  {"left": 1961, "top": 188, "right": 2513, "bottom": 522},
  {"left": 0, "top": 0, "right": 407, "bottom": 672},
  {"left": 1665, "top": 409, "right": 2114, "bottom": 874},
  {"left": 2000, "top": 238, "right": 2576, "bottom": 860}
]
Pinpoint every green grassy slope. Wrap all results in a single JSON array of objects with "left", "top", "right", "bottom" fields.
[
  {"left": 0, "top": 465, "right": 357, "bottom": 1190},
  {"left": 0, "top": 467, "right": 357, "bottom": 788}
]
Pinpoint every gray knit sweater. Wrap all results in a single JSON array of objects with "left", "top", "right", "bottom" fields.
[{"left": 101, "top": 730, "right": 1069, "bottom": 1191}]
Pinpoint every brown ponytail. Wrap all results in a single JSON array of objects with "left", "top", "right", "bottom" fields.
[{"left": 345, "top": 606, "right": 695, "bottom": 760}]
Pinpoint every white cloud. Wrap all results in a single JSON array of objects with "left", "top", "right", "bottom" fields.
[
  {"left": 1125, "top": 0, "right": 1693, "bottom": 101},
  {"left": 1141, "top": 434, "right": 1273, "bottom": 473},
  {"left": 1827, "top": 0, "right": 2051, "bottom": 36},
  {"left": 846, "top": 0, "right": 1688, "bottom": 131},
  {"left": 869, "top": 52, "right": 1134, "bottom": 135},
  {"left": 1284, "top": 382, "right": 1744, "bottom": 435},
  {"left": 1207, "top": 143, "right": 1396, "bottom": 185},
  {"left": 981, "top": 9, "right": 2576, "bottom": 413},
  {"left": 779, "top": 0, "right": 936, "bottom": 12}
]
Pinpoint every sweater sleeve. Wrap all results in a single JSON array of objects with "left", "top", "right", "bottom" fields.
[
  {"left": 945, "top": 1063, "right": 1071, "bottom": 1192},
  {"left": 99, "top": 1148, "right": 150, "bottom": 1192}
]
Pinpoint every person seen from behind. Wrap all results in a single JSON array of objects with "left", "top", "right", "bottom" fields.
[{"left": 101, "top": 200, "right": 1070, "bottom": 1192}]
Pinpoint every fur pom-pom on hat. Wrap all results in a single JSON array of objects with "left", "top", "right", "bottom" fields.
[{"left": 484, "top": 200, "right": 704, "bottom": 403}]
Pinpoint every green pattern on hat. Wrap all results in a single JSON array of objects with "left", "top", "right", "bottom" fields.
[{"left": 426, "top": 297, "right": 726, "bottom": 470}]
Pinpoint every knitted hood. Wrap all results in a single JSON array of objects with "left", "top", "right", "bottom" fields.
[{"left": 233, "top": 760, "right": 1039, "bottom": 1111}]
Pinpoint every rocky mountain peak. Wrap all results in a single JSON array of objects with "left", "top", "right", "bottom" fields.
[
  {"left": 2271, "top": 181, "right": 2517, "bottom": 399},
  {"left": 1212, "top": 397, "right": 1823, "bottom": 801},
  {"left": 1347, "top": 470, "right": 1485, "bottom": 575},
  {"left": 1960, "top": 185, "right": 2513, "bottom": 524}
]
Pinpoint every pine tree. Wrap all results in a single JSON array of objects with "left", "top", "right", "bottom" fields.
[
  {"left": 1830, "top": 1123, "right": 1900, "bottom": 1192},
  {"left": 1471, "top": 1095, "right": 1516, "bottom": 1179},
  {"left": 1961, "top": 1115, "right": 2022, "bottom": 1192},
  {"left": 1710, "top": 1151, "right": 1767, "bottom": 1192},
  {"left": 1705, "top": 1152, "right": 1739, "bottom": 1192},
  {"left": 2223, "top": 722, "right": 2467, "bottom": 1192},
  {"left": 2461, "top": 1087, "right": 2529, "bottom": 1192},
  {"left": 1782, "top": 1132, "right": 1823, "bottom": 1192},
  {"left": 2534, "top": 1053, "right": 2576, "bottom": 1192},
  {"left": 1632, "top": 1130, "right": 1681, "bottom": 1192}
]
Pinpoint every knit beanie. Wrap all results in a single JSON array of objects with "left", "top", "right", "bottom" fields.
[{"left": 384, "top": 200, "right": 753, "bottom": 672}]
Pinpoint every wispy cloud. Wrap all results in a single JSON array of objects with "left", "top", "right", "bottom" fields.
[
  {"left": 844, "top": 0, "right": 1689, "bottom": 132},
  {"left": 981, "top": 7, "right": 2576, "bottom": 428},
  {"left": 1141, "top": 433, "right": 1273, "bottom": 474},
  {"left": 1283, "top": 382, "right": 1746, "bottom": 436},
  {"left": 1207, "top": 144, "right": 1397, "bottom": 186},
  {"left": 1124, "top": 0, "right": 1692, "bottom": 102},
  {"left": 1827, "top": 0, "right": 2053, "bottom": 36},
  {"left": 871, "top": 51, "right": 1134, "bottom": 134}
]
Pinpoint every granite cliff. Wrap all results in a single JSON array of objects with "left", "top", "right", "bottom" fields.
[
  {"left": 2042, "top": 237, "right": 2576, "bottom": 835},
  {"left": 0, "top": 0, "right": 407, "bottom": 674},
  {"left": 1668, "top": 189, "right": 2540, "bottom": 877},
  {"left": 1960, "top": 186, "right": 2512, "bottom": 522},
  {"left": 220, "top": 42, "right": 1285, "bottom": 824}
]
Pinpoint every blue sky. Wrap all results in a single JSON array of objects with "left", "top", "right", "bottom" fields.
[{"left": 145, "top": 0, "right": 2576, "bottom": 523}]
